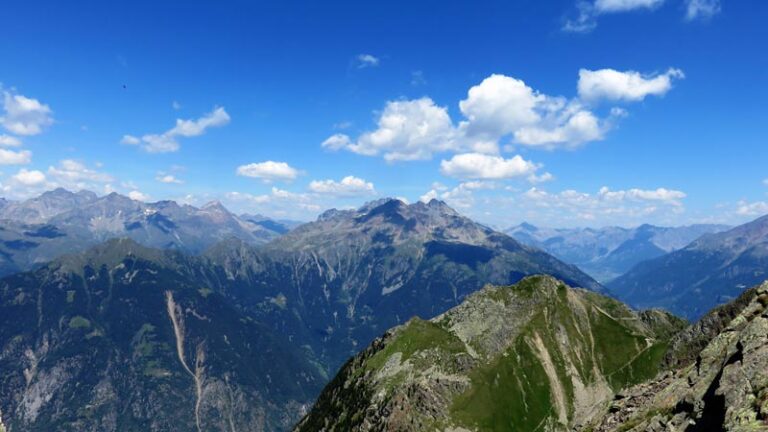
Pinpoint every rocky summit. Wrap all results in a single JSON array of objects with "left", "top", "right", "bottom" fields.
[
  {"left": 589, "top": 282, "right": 768, "bottom": 431},
  {"left": 294, "top": 276, "right": 685, "bottom": 432}
]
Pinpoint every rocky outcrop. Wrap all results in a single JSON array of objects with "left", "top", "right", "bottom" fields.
[
  {"left": 588, "top": 282, "right": 768, "bottom": 431},
  {"left": 294, "top": 276, "right": 684, "bottom": 432}
]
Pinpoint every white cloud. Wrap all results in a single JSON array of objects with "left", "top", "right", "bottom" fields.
[
  {"left": 236, "top": 161, "right": 301, "bottom": 182},
  {"left": 124, "top": 107, "right": 230, "bottom": 153},
  {"left": 128, "top": 190, "right": 150, "bottom": 201},
  {"left": 48, "top": 159, "right": 113, "bottom": 184},
  {"left": 323, "top": 98, "right": 458, "bottom": 161},
  {"left": 597, "top": 186, "right": 686, "bottom": 205},
  {"left": 736, "top": 200, "right": 768, "bottom": 217},
  {"left": 419, "top": 189, "right": 439, "bottom": 203},
  {"left": 308, "top": 176, "right": 376, "bottom": 196},
  {"left": 322, "top": 134, "right": 352, "bottom": 151},
  {"left": 763, "top": 179, "right": 768, "bottom": 187},
  {"left": 0, "top": 148, "right": 32, "bottom": 165},
  {"left": 578, "top": 68, "right": 684, "bottom": 102},
  {"left": 356, "top": 54, "right": 380, "bottom": 68},
  {"left": 172, "top": 101, "right": 182, "bottom": 110},
  {"left": 0, "top": 90, "right": 54, "bottom": 136},
  {"left": 440, "top": 153, "right": 539, "bottom": 180},
  {"left": 325, "top": 69, "right": 681, "bottom": 161},
  {"left": 12, "top": 169, "right": 46, "bottom": 186},
  {"left": 156, "top": 174, "right": 183, "bottom": 184},
  {"left": 685, "top": 0, "right": 721, "bottom": 20},
  {"left": 419, "top": 181, "right": 497, "bottom": 209},
  {"left": 0, "top": 134, "right": 21, "bottom": 147},
  {"left": 528, "top": 172, "right": 555, "bottom": 184},
  {"left": 594, "top": 0, "right": 664, "bottom": 13},
  {"left": 121, "top": 134, "right": 141, "bottom": 145},
  {"left": 563, "top": 0, "right": 664, "bottom": 33}
]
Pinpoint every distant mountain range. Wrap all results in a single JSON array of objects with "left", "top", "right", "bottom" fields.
[
  {"left": 609, "top": 214, "right": 768, "bottom": 320},
  {"left": 506, "top": 222, "right": 730, "bottom": 283},
  {"left": 0, "top": 196, "right": 601, "bottom": 431},
  {"left": 0, "top": 188, "right": 296, "bottom": 277}
]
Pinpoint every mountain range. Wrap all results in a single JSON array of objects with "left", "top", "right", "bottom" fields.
[
  {"left": 0, "top": 188, "right": 294, "bottom": 277},
  {"left": 506, "top": 222, "right": 729, "bottom": 283},
  {"left": 296, "top": 277, "right": 768, "bottom": 432},
  {"left": 609, "top": 214, "right": 768, "bottom": 320},
  {"left": 0, "top": 195, "right": 601, "bottom": 431}
]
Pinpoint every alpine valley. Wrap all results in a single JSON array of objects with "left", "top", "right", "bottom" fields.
[
  {"left": 0, "top": 190, "right": 600, "bottom": 431},
  {"left": 1, "top": 190, "right": 767, "bottom": 431}
]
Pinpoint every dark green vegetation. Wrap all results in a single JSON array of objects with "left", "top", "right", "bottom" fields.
[
  {"left": 0, "top": 198, "right": 601, "bottom": 431},
  {"left": 0, "top": 239, "right": 325, "bottom": 432},
  {"left": 295, "top": 276, "right": 685, "bottom": 432},
  {"left": 609, "top": 214, "right": 768, "bottom": 320}
]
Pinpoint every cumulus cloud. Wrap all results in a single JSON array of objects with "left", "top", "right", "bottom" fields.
[
  {"left": 123, "top": 107, "right": 230, "bottom": 153},
  {"left": 156, "top": 174, "right": 183, "bottom": 184},
  {"left": 323, "top": 98, "right": 458, "bottom": 161},
  {"left": 0, "top": 160, "right": 115, "bottom": 199},
  {"left": 128, "top": 190, "right": 150, "bottom": 201},
  {"left": 528, "top": 172, "right": 555, "bottom": 184},
  {"left": 225, "top": 187, "right": 322, "bottom": 218},
  {"left": 325, "top": 68, "right": 675, "bottom": 160},
  {"left": 356, "top": 54, "right": 380, "bottom": 68},
  {"left": 308, "top": 176, "right": 376, "bottom": 197},
  {"left": 594, "top": 0, "right": 664, "bottom": 13},
  {"left": 578, "top": 68, "right": 684, "bottom": 103},
  {"left": 564, "top": 0, "right": 715, "bottom": 32},
  {"left": 736, "top": 200, "right": 768, "bottom": 217},
  {"left": 236, "top": 161, "right": 301, "bottom": 182},
  {"left": 12, "top": 169, "right": 46, "bottom": 186},
  {"left": 685, "top": 0, "right": 721, "bottom": 20},
  {"left": 501, "top": 185, "right": 688, "bottom": 226},
  {"left": 440, "top": 153, "right": 539, "bottom": 180},
  {"left": 0, "top": 90, "right": 54, "bottom": 136},
  {"left": 597, "top": 186, "right": 686, "bottom": 205},
  {"left": 0, "top": 134, "right": 21, "bottom": 147},
  {"left": 419, "top": 181, "right": 498, "bottom": 209},
  {"left": 0, "top": 148, "right": 32, "bottom": 165},
  {"left": 48, "top": 159, "right": 113, "bottom": 184}
]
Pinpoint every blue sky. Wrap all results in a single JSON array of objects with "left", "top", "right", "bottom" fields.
[{"left": 0, "top": 0, "right": 766, "bottom": 227}]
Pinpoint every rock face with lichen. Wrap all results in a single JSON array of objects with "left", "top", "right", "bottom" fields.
[
  {"left": 586, "top": 281, "right": 768, "bottom": 431},
  {"left": 294, "top": 276, "right": 685, "bottom": 432}
]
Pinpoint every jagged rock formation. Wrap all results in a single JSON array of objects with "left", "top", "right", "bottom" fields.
[
  {"left": 506, "top": 223, "right": 728, "bottom": 283},
  {"left": 609, "top": 214, "right": 768, "bottom": 320},
  {"left": 586, "top": 282, "right": 768, "bottom": 431},
  {"left": 294, "top": 276, "right": 684, "bottom": 432}
]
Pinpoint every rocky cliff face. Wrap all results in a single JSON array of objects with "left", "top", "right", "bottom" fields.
[
  {"left": 587, "top": 282, "right": 768, "bottom": 431},
  {"left": 294, "top": 276, "right": 684, "bottom": 432},
  {"left": 0, "top": 239, "right": 325, "bottom": 432}
]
